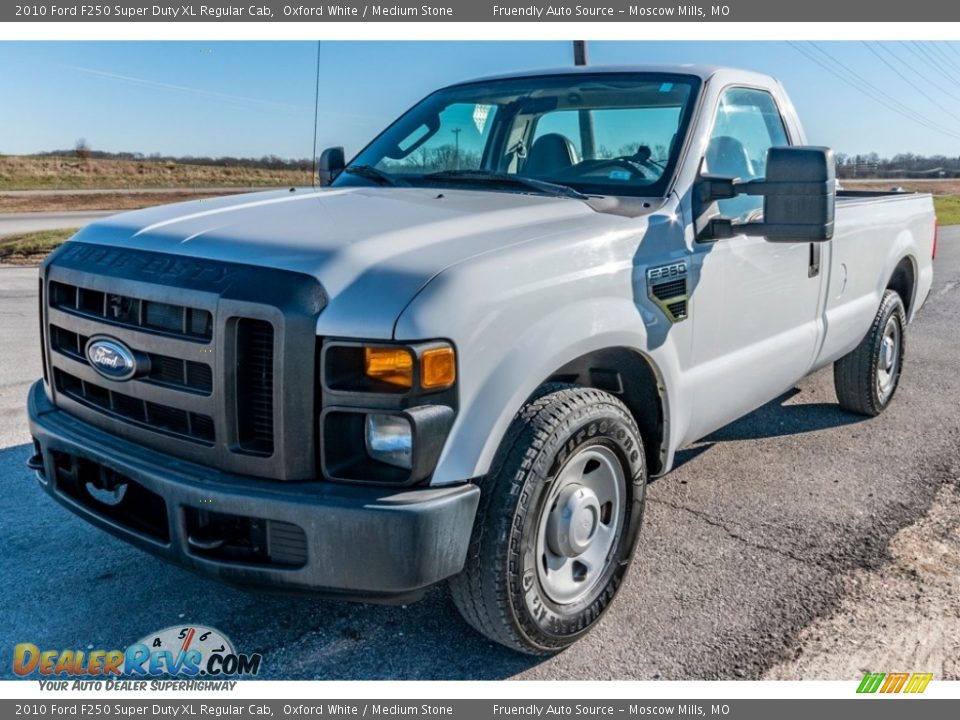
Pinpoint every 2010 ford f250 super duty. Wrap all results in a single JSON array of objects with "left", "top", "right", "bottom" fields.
[{"left": 27, "top": 66, "right": 936, "bottom": 655}]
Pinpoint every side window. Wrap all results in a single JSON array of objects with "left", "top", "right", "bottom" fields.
[{"left": 705, "top": 88, "right": 789, "bottom": 219}]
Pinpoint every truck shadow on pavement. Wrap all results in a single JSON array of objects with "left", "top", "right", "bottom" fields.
[
  {"left": 668, "top": 387, "right": 867, "bottom": 471},
  {"left": 703, "top": 387, "right": 867, "bottom": 442}
]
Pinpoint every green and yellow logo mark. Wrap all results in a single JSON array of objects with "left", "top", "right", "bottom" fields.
[{"left": 857, "top": 672, "right": 933, "bottom": 694}]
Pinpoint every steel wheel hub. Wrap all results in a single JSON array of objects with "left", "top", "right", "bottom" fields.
[
  {"left": 536, "top": 445, "right": 625, "bottom": 605},
  {"left": 546, "top": 484, "right": 601, "bottom": 558},
  {"left": 880, "top": 336, "right": 895, "bottom": 370},
  {"left": 877, "top": 316, "right": 900, "bottom": 401}
]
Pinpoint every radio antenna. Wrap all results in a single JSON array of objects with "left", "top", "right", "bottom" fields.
[{"left": 311, "top": 40, "right": 321, "bottom": 188}]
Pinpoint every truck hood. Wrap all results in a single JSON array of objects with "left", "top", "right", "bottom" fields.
[{"left": 68, "top": 186, "right": 621, "bottom": 337}]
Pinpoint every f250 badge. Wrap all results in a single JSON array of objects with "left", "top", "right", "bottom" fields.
[
  {"left": 646, "top": 261, "right": 690, "bottom": 323},
  {"left": 85, "top": 336, "right": 139, "bottom": 381}
]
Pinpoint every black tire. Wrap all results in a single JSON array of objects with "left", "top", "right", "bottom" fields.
[
  {"left": 834, "top": 289, "right": 906, "bottom": 417},
  {"left": 449, "top": 384, "right": 646, "bottom": 655}
]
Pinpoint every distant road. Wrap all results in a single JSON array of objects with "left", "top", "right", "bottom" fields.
[
  {"left": 845, "top": 178, "right": 955, "bottom": 184},
  {"left": 0, "top": 210, "right": 116, "bottom": 235}
]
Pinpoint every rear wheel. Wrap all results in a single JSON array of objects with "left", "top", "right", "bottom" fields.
[
  {"left": 449, "top": 385, "right": 646, "bottom": 655},
  {"left": 834, "top": 289, "right": 906, "bottom": 416}
]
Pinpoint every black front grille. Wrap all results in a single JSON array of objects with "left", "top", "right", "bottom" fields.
[
  {"left": 49, "top": 324, "right": 213, "bottom": 394},
  {"left": 49, "top": 281, "right": 212, "bottom": 341},
  {"left": 236, "top": 319, "right": 275, "bottom": 455},
  {"left": 43, "top": 242, "right": 325, "bottom": 480},
  {"left": 54, "top": 368, "right": 215, "bottom": 445}
]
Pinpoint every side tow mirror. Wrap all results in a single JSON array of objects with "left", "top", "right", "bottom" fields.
[
  {"left": 318, "top": 146, "right": 345, "bottom": 187},
  {"left": 699, "top": 146, "right": 836, "bottom": 242}
]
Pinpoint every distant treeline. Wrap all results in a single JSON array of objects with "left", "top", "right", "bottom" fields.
[
  {"left": 17, "top": 148, "right": 960, "bottom": 179},
  {"left": 30, "top": 149, "right": 314, "bottom": 172},
  {"left": 836, "top": 153, "right": 960, "bottom": 179}
]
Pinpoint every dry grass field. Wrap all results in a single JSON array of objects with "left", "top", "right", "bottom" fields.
[
  {"left": 842, "top": 180, "right": 960, "bottom": 225},
  {"left": 0, "top": 228, "right": 77, "bottom": 264},
  {"left": 0, "top": 155, "right": 310, "bottom": 191}
]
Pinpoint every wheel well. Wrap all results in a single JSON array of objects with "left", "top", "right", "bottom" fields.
[
  {"left": 545, "top": 347, "right": 665, "bottom": 475},
  {"left": 887, "top": 256, "right": 916, "bottom": 316}
]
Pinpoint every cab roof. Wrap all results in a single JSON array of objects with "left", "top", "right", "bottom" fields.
[{"left": 446, "top": 64, "right": 777, "bottom": 88}]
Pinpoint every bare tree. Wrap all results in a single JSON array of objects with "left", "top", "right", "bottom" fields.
[{"left": 74, "top": 138, "right": 91, "bottom": 162}]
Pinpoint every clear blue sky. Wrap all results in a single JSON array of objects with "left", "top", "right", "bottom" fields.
[{"left": 3, "top": 41, "right": 960, "bottom": 160}]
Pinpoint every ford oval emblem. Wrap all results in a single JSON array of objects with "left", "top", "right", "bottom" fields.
[{"left": 85, "top": 337, "right": 138, "bottom": 381}]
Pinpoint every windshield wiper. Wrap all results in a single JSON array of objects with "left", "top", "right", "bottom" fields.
[
  {"left": 342, "top": 165, "right": 406, "bottom": 187},
  {"left": 423, "top": 170, "right": 588, "bottom": 201}
]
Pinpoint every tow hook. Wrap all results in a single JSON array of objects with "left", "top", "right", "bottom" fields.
[
  {"left": 26, "top": 453, "right": 44, "bottom": 472},
  {"left": 187, "top": 525, "right": 245, "bottom": 551}
]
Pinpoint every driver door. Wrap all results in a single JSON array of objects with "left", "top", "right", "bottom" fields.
[{"left": 685, "top": 87, "right": 827, "bottom": 441}]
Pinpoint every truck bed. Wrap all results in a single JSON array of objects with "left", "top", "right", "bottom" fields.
[{"left": 836, "top": 189, "right": 933, "bottom": 202}]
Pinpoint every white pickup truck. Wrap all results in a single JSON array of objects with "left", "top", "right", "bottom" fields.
[{"left": 27, "top": 65, "right": 936, "bottom": 655}]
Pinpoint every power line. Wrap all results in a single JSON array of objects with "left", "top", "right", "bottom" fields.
[
  {"left": 861, "top": 42, "right": 960, "bottom": 124},
  {"left": 921, "top": 41, "right": 960, "bottom": 76},
  {"left": 807, "top": 42, "right": 960, "bottom": 139},
  {"left": 901, "top": 41, "right": 960, "bottom": 93},
  {"left": 912, "top": 41, "right": 960, "bottom": 75},
  {"left": 787, "top": 42, "right": 960, "bottom": 142},
  {"left": 877, "top": 43, "right": 960, "bottom": 104},
  {"left": 806, "top": 43, "right": 960, "bottom": 137}
]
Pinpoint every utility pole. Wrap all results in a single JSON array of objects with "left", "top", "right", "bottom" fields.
[
  {"left": 452, "top": 127, "right": 461, "bottom": 170},
  {"left": 572, "top": 41, "right": 595, "bottom": 160},
  {"left": 573, "top": 40, "right": 588, "bottom": 66}
]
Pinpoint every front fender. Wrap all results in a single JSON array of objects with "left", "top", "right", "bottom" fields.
[{"left": 398, "top": 291, "right": 685, "bottom": 485}]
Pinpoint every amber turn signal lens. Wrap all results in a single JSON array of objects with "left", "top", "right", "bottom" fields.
[
  {"left": 421, "top": 346, "right": 456, "bottom": 389},
  {"left": 364, "top": 347, "right": 414, "bottom": 388}
]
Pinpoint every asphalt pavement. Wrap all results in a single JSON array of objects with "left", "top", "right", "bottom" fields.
[
  {"left": 0, "top": 210, "right": 116, "bottom": 235},
  {"left": 1, "top": 230, "right": 958, "bottom": 680}
]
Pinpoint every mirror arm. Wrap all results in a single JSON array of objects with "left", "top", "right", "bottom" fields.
[
  {"left": 699, "top": 175, "right": 832, "bottom": 204},
  {"left": 700, "top": 217, "right": 752, "bottom": 242},
  {"left": 697, "top": 174, "right": 738, "bottom": 204}
]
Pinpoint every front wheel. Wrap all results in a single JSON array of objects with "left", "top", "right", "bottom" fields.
[
  {"left": 449, "top": 385, "right": 646, "bottom": 655},
  {"left": 834, "top": 289, "right": 906, "bottom": 416}
]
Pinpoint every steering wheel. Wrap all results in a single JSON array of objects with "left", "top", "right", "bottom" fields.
[
  {"left": 628, "top": 144, "right": 666, "bottom": 172},
  {"left": 563, "top": 157, "right": 651, "bottom": 180}
]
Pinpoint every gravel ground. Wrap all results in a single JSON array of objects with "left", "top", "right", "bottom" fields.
[{"left": 766, "top": 483, "right": 960, "bottom": 680}]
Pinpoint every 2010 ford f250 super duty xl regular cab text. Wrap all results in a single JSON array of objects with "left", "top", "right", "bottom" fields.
[{"left": 27, "top": 66, "right": 936, "bottom": 655}]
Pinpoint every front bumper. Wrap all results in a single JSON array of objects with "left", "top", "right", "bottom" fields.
[{"left": 27, "top": 381, "right": 479, "bottom": 601}]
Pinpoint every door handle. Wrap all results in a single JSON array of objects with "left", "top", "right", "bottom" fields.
[{"left": 808, "top": 242, "right": 821, "bottom": 278}]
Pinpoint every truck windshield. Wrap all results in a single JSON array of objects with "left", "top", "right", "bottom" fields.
[{"left": 337, "top": 73, "right": 701, "bottom": 198}]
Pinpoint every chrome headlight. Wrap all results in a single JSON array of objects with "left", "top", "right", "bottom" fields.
[{"left": 365, "top": 413, "right": 413, "bottom": 469}]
